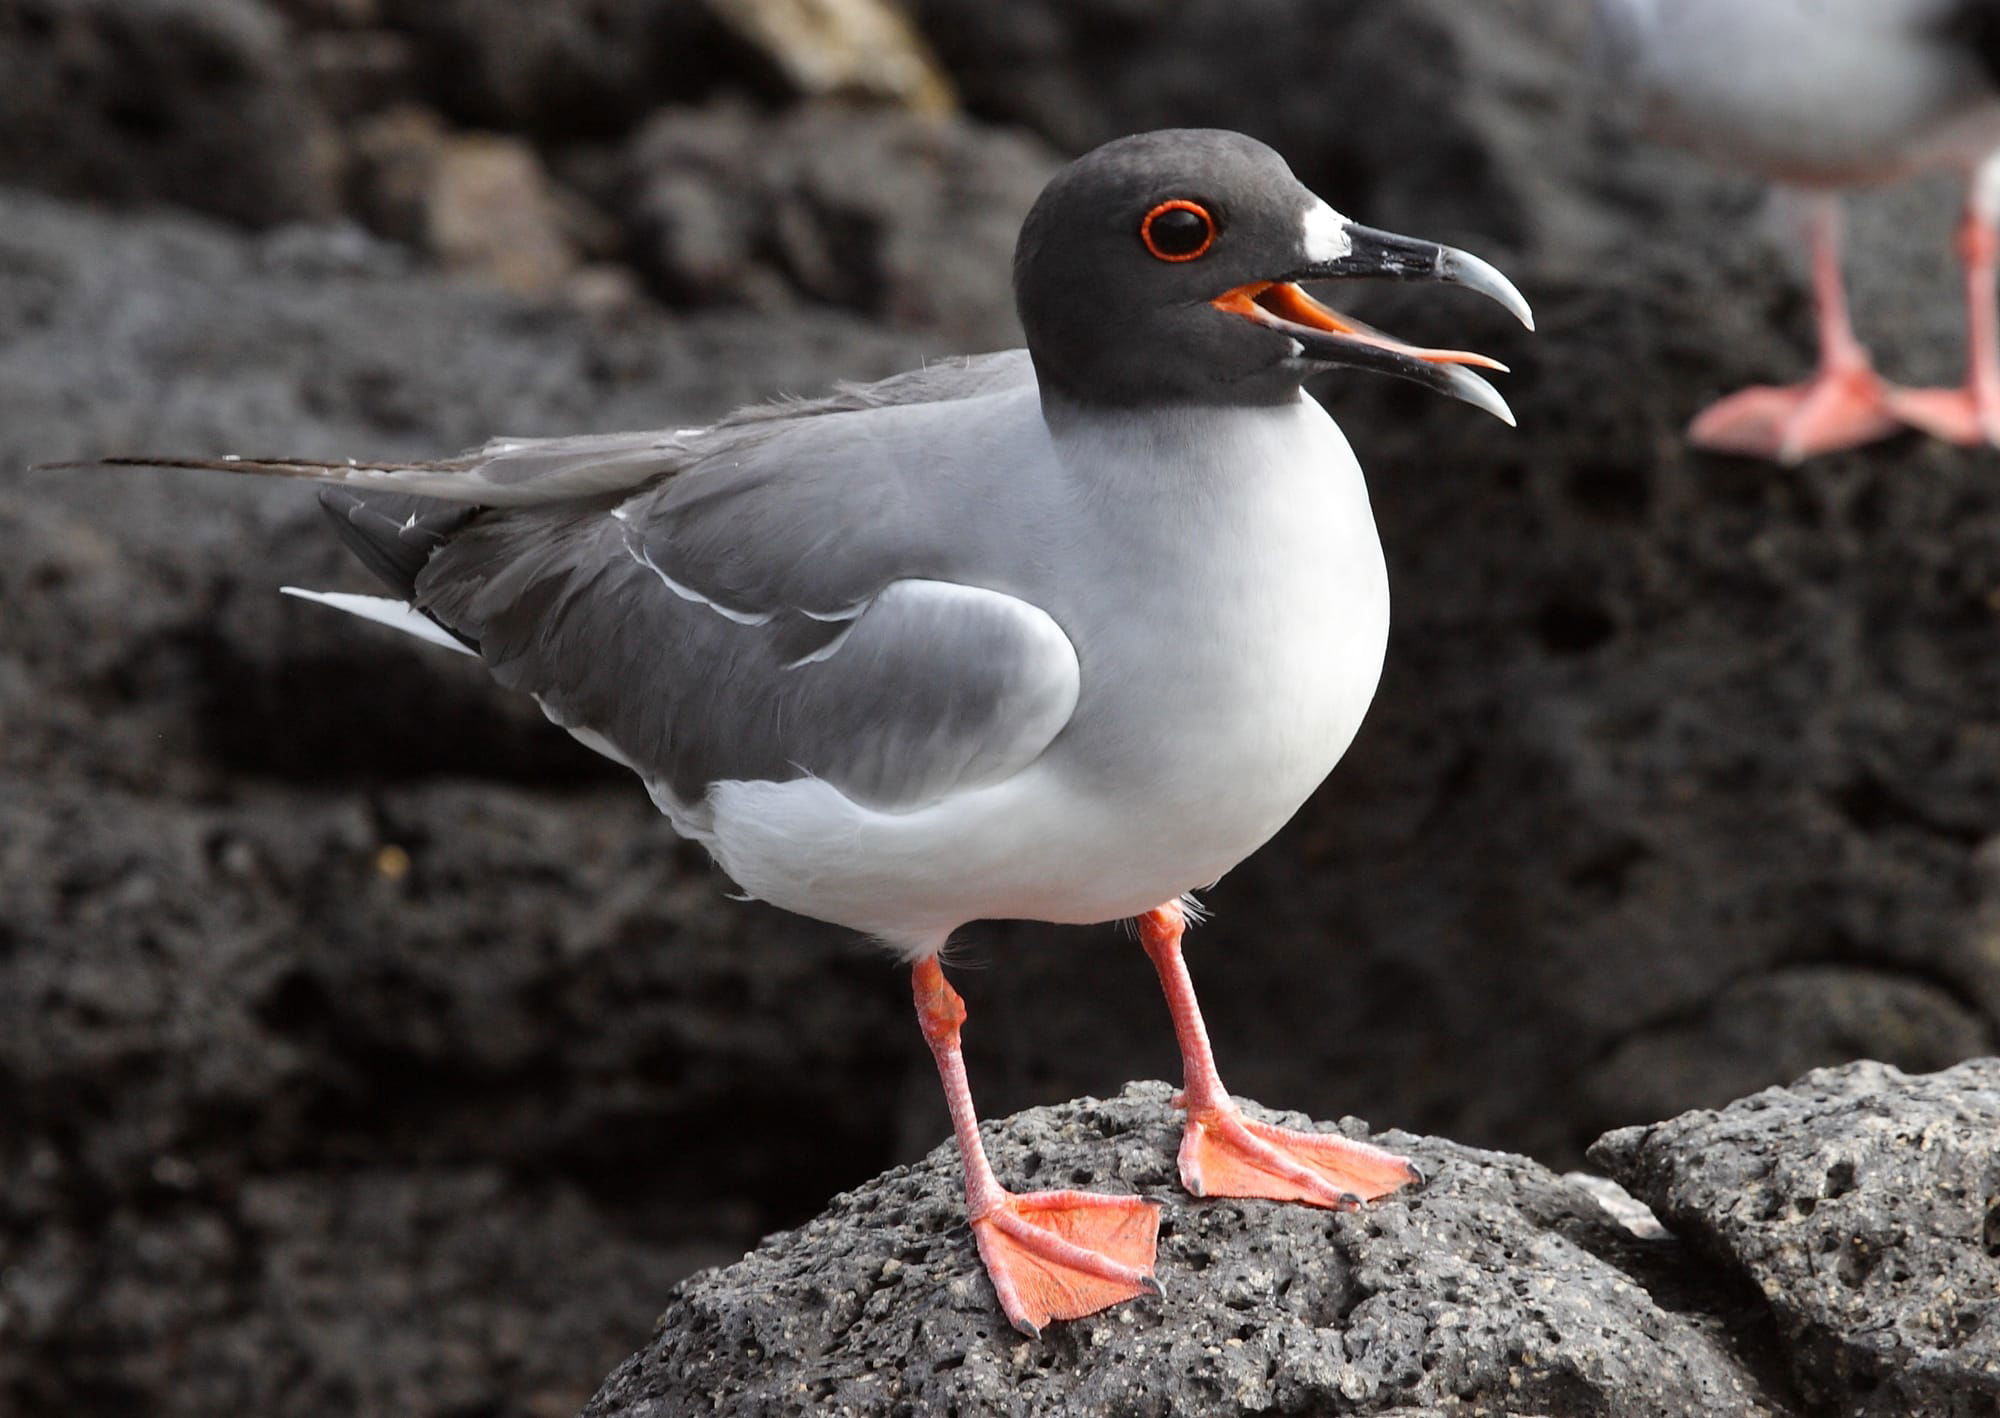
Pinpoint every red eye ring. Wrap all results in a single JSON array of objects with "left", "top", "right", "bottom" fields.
[{"left": 1140, "top": 199, "right": 1217, "bottom": 262}]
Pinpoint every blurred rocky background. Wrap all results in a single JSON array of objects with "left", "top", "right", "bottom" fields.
[{"left": 3, "top": 0, "right": 1998, "bottom": 1414}]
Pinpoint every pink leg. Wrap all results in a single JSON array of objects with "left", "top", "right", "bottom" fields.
[
  {"left": 1689, "top": 194, "right": 1901, "bottom": 464},
  {"left": 1886, "top": 195, "right": 2000, "bottom": 448},
  {"left": 913, "top": 957, "right": 1159, "bottom": 1336},
  {"left": 1137, "top": 903, "right": 1420, "bottom": 1209}
]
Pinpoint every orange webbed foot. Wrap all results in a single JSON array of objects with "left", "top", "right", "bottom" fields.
[
  {"left": 1178, "top": 1104, "right": 1421, "bottom": 1209},
  {"left": 970, "top": 1188, "right": 1162, "bottom": 1335},
  {"left": 1885, "top": 385, "right": 2000, "bottom": 448},
  {"left": 1688, "top": 367, "right": 1900, "bottom": 464}
]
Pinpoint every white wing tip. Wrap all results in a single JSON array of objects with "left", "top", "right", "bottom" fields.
[{"left": 280, "top": 586, "right": 477, "bottom": 656}]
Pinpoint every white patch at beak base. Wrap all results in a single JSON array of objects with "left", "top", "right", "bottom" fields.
[{"left": 1301, "top": 200, "right": 1351, "bottom": 264}]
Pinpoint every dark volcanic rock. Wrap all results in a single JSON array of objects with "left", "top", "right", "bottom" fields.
[
  {"left": 1593, "top": 1059, "right": 2000, "bottom": 1418},
  {"left": 346, "top": 106, "right": 586, "bottom": 294},
  {"left": 1588, "top": 967, "right": 1997, "bottom": 1133},
  {"left": 585, "top": 1083, "right": 1782, "bottom": 1418},
  {"left": 903, "top": 0, "right": 1599, "bottom": 253},
  {"left": 4, "top": 1160, "right": 721, "bottom": 1418},
  {"left": 0, "top": 0, "right": 341, "bottom": 226},
  {"left": 377, "top": 0, "right": 753, "bottom": 138},
  {"left": 620, "top": 101, "right": 1057, "bottom": 349}
]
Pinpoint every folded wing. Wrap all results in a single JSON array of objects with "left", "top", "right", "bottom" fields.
[{"left": 417, "top": 502, "right": 1079, "bottom": 817}]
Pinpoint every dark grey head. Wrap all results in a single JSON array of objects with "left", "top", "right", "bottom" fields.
[{"left": 1013, "top": 129, "right": 1532, "bottom": 417}]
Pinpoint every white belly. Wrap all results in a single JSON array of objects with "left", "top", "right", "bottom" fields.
[{"left": 702, "top": 395, "right": 1388, "bottom": 954}]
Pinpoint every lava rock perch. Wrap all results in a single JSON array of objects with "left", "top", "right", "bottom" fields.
[
  {"left": 1593, "top": 1058, "right": 2000, "bottom": 1418},
  {"left": 585, "top": 1082, "right": 1772, "bottom": 1418}
]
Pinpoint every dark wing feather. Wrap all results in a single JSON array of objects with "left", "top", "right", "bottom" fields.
[
  {"left": 317, "top": 488, "right": 476, "bottom": 598},
  {"left": 414, "top": 504, "right": 1078, "bottom": 814}
]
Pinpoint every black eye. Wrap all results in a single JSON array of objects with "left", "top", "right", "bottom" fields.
[{"left": 1141, "top": 200, "right": 1217, "bottom": 262}]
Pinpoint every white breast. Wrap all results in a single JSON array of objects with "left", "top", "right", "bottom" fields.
[
  {"left": 1047, "top": 395, "right": 1388, "bottom": 869},
  {"left": 701, "top": 394, "right": 1389, "bottom": 954}
]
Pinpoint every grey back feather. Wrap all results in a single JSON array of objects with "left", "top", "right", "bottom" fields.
[
  {"left": 404, "top": 349, "right": 1075, "bottom": 814},
  {"left": 55, "top": 352, "right": 1035, "bottom": 508}
]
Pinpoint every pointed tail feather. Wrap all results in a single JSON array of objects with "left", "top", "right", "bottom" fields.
[{"left": 31, "top": 428, "right": 706, "bottom": 506}]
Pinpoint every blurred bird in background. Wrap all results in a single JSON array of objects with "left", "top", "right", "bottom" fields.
[{"left": 1597, "top": 0, "right": 2000, "bottom": 462}]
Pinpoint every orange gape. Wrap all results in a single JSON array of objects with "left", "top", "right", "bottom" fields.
[{"left": 1211, "top": 281, "right": 1509, "bottom": 371}]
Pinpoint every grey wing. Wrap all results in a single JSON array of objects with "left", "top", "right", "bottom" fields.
[
  {"left": 712, "top": 351, "right": 1033, "bottom": 430},
  {"left": 413, "top": 502, "right": 1078, "bottom": 817}
]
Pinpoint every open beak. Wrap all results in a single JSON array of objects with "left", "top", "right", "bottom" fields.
[{"left": 1211, "top": 222, "right": 1534, "bottom": 425}]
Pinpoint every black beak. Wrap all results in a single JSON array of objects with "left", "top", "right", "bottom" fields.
[
  {"left": 1294, "top": 223, "right": 1536, "bottom": 330},
  {"left": 1212, "top": 222, "right": 1534, "bottom": 424}
]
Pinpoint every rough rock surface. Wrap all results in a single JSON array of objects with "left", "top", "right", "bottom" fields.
[
  {"left": 347, "top": 106, "right": 585, "bottom": 294},
  {"left": 703, "top": 0, "right": 956, "bottom": 114},
  {"left": 0, "top": 0, "right": 342, "bottom": 225},
  {"left": 1594, "top": 1059, "right": 2000, "bottom": 1418},
  {"left": 904, "top": 0, "right": 1602, "bottom": 255},
  {"left": 377, "top": 0, "right": 753, "bottom": 138},
  {"left": 617, "top": 102, "right": 1057, "bottom": 349},
  {"left": 586, "top": 1082, "right": 1780, "bottom": 1418}
]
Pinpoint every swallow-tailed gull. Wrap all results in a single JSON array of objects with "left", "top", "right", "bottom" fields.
[{"left": 62, "top": 129, "right": 1532, "bottom": 1334}]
